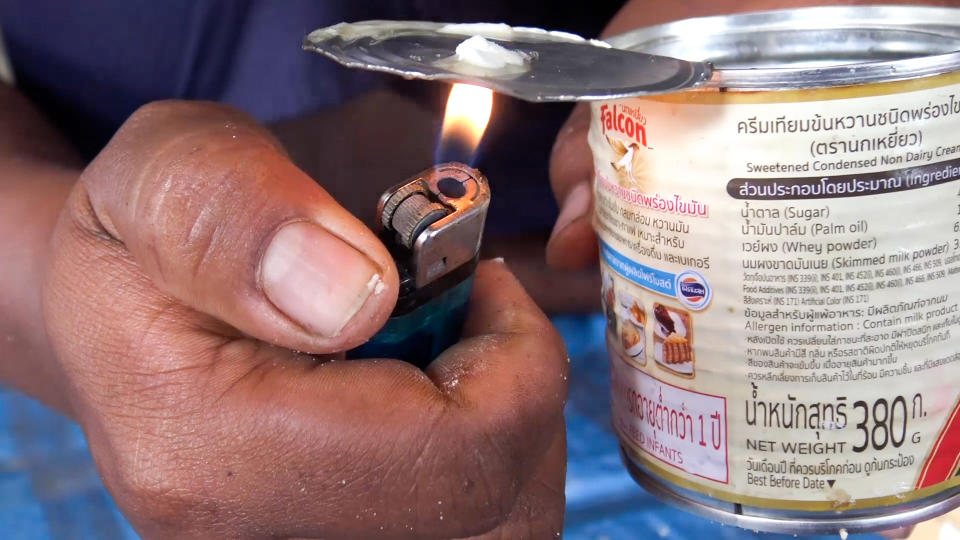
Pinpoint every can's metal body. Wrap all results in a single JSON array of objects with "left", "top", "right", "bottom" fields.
[{"left": 592, "top": 6, "right": 960, "bottom": 534}]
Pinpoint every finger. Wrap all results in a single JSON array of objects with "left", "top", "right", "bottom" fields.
[
  {"left": 549, "top": 104, "right": 592, "bottom": 209},
  {"left": 459, "top": 418, "right": 567, "bottom": 540},
  {"left": 546, "top": 205, "right": 598, "bottom": 271},
  {"left": 79, "top": 100, "right": 399, "bottom": 353},
  {"left": 208, "top": 261, "right": 569, "bottom": 539},
  {"left": 547, "top": 103, "right": 598, "bottom": 270},
  {"left": 880, "top": 526, "right": 914, "bottom": 539},
  {"left": 430, "top": 260, "right": 569, "bottom": 421}
]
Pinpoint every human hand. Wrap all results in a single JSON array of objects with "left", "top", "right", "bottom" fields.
[
  {"left": 546, "top": 0, "right": 953, "bottom": 270},
  {"left": 42, "top": 101, "right": 568, "bottom": 539}
]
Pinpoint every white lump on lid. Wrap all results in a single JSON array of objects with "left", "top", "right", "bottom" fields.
[{"left": 454, "top": 35, "right": 531, "bottom": 69}]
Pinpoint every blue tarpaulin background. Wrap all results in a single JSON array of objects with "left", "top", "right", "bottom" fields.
[{"left": 0, "top": 314, "right": 878, "bottom": 539}]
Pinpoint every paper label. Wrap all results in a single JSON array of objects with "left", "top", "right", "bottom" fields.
[{"left": 593, "top": 73, "right": 960, "bottom": 510}]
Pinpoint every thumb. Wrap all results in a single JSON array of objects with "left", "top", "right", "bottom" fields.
[
  {"left": 78, "top": 100, "right": 399, "bottom": 353},
  {"left": 547, "top": 102, "right": 598, "bottom": 270}
]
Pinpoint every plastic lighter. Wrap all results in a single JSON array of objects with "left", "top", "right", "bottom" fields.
[{"left": 348, "top": 162, "right": 491, "bottom": 368}]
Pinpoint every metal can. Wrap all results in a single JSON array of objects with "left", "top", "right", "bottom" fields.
[{"left": 592, "top": 5, "right": 960, "bottom": 534}]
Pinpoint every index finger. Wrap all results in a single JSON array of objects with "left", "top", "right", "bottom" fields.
[{"left": 429, "top": 260, "right": 569, "bottom": 428}]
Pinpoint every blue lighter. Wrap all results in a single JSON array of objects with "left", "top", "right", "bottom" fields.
[{"left": 348, "top": 162, "right": 491, "bottom": 368}]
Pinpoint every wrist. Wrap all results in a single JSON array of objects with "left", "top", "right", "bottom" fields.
[
  {"left": 0, "top": 163, "right": 78, "bottom": 416},
  {"left": 0, "top": 83, "right": 83, "bottom": 416}
]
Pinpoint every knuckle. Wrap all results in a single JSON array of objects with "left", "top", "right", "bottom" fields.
[
  {"left": 552, "top": 105, "right": 591, "bottom": 153},
  {"left": 540, "top": 321, "right": 568, "bottom": 361},
  {"left": 551, "top": 121, "right": 586, "bottom": 157},
  {"left": 130, "top": 135, "right": 281, "bottom": 286},
  {"left": 549, "top": 107, "right": 592, "bottom": 189},
  {"left": 512, "top": 317, "right": 569, "bottom": 382},
  {"left": 549, "top": 139, "right": 590, "bottom": 192},
  {"left": 125, "top": 100, "right": 234, "bottom": 134},
  {"left": 126, "top": 99, "right": 188, "bottom": 125},
  {"left": 119, "top": 101, "right": 235, "bottom": 156},
  {"left": 82, "top": 100, "right": 274, "bottom": 237}
]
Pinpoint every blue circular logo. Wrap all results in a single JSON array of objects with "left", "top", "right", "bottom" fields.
[{"left": 675, "top": 270, "right": 711, "bottom": 310}]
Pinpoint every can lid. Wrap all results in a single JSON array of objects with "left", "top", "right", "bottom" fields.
[
  {"left": 303, "top": 21, "right": 712, "bottom": 102},
  {"left": 607, "top": 5, "right": 960, "bottom": 90}
]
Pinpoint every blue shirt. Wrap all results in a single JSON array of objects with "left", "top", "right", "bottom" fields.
[{"left": 0, "top": 1, "right": 622, "bottom": 233}]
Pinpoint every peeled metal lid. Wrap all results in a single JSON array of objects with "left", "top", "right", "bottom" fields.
[
  {"left": 303, "top": 21, "right": 713, "bottom": 102},
  {"left": 606, "top": 5, "right": 960, "bottom": 90}
]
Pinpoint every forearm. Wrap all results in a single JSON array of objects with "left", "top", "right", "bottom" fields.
[{"left": 0, "top": 83, "right": 81, "bottom": 415}]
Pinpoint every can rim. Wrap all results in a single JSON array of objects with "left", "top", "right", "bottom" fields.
[
  {"left": 712, "top": 50, "right": 960, "bottom": 91},
  {"left": 607, "top": 5, "right": 960, "bottom": 90},
  {"left": 622, "top": 448, "right": 960, "bottom": 534}
]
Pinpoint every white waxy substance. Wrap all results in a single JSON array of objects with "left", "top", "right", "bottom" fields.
[{"left": 454, "top": 35, "right": 531, "bottom": 69}]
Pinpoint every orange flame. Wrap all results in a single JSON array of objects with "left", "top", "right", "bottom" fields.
[{"left": 440, "top": 83, "right": 493, "bottom": 158}]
